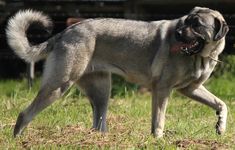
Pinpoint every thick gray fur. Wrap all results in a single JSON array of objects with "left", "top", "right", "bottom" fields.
[{"left": 6, "top": 7, "right": 229, "bottom": 138}]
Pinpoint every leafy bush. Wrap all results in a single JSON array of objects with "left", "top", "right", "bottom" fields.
[
  {"left": 111, "top": 74, "right": 138, "bottom": 97},
  {"left": 213, "top": 54, "right": 235, "bottom": 78}
]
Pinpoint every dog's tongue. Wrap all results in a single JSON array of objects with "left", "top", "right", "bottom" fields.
[{"left": 170, "top": 42, "right": 189, "bottom": 53}]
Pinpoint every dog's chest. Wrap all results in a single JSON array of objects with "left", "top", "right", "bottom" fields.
[
  {"left": 174, "top": 56, "right": 217, "bottom": 89},
  {"left": 194, "top": 57, "right": 217, "bottom": 78}
]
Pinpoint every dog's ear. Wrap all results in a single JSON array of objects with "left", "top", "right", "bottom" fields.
[
  {"left": 190, "top": 6, "right": 209, "bottom": 14},
  {"left": 214, "top": 18, "right": 229, "bottom": 41},
  {"left": 190, "top": 7, "right": 201, "bottom": 14}
]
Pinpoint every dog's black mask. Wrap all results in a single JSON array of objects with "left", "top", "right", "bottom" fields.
[
  {"left": 175, "top": 7, "right": 229, "bottom": 56},
  {"left": 175, "top": 14, "right": 206, "bottom": 55}
]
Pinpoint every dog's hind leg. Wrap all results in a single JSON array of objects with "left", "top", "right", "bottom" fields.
[
  {"left": 78, "top": 72, "right": 111, "bottom": 132},
  {"left": 178, "top": 85, "right": 228, "bottom": 135},
  {"left": 13, "top": 50, "right": 78, "bottom": 137},
  {"left": 14, "top": 80, "right": 73, "bottom": 137},
  {"left": 13, "top": 29, "right": 95, "bottom": 137}
]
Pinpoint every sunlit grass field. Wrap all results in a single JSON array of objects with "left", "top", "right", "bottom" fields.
[{"left": 0, "top": 73, "right": 234, "bottom": 149}]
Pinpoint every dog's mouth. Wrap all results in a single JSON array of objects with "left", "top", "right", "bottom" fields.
[
  {"left": 180, "top": 38, "right": 205, "bottom": 55},
  {"left": 171, "top": 38, "right": 205, "bottom": 55}
]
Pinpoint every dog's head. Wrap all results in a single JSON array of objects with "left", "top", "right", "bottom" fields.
[{"left": 174, "top": 7, "right": 229, "bottom": 55}]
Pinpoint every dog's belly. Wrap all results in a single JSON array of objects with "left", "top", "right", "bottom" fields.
[{"left": 86, "top": 60, "right": 152, "bottom": 86}]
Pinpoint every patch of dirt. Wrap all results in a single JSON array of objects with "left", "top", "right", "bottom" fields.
[
  {"left": 20, "top": 124, "right": 99, "bottom": 148},
  {"left": 175, "top": 139, "right": 229, "bottom": 150},
  {"left": 19, "top": 120, "right": 133, "bottom": 149}
]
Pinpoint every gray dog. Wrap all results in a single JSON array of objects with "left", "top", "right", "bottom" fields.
[{"left": 6, "top": 7, "right": 229, "bottom": 138}]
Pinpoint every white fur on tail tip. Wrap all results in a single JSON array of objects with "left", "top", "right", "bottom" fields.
[{"left": 6, "top": 9, "right": 52, "bottom": 62}]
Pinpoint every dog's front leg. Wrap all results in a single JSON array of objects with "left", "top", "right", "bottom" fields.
[
  {"left": 151, "top": 84, "right": 171, "bottom": 138},
  {"left": 178, "top": 85, "right": 228, "bottom": 135}
]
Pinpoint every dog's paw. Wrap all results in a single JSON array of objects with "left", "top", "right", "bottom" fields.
[
  {"left": 153, "top": 129, "right": 164, "bottom": 138},
  {"left": 215, "top": 108, "right": 227, "bottom": 135},
  {"left": 13, "top": 113, "right": 27, "bottom": 137},
  {"left": 215, "top": 113, "right": 226, "bottom": 135},
  {"left": 215, "top": 119, "right": 226, "bottom": 135}
]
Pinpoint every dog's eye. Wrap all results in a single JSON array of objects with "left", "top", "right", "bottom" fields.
[
  {"left": 191, "top": 18, "right": 200, "bottom": 27},
  {"left": 185, "top": 17, "right": 200, "bottom": 28},
  {"left": 185, "top": 18, "right": 191, "bottom": 25}
]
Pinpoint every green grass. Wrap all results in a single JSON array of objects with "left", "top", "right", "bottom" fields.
[{"left": 0, "top": 75, "right": 235, "bottom": 149}]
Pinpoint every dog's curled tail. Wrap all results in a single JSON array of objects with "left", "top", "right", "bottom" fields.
[{"left": 6, "top": 10, "right": 53, "bottom": 62}]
